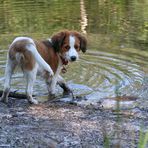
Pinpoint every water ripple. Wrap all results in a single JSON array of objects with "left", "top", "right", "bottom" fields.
[
  {"left": 0, "top": 49, "right": 147, "bottom": 99},
  {"left": 65, "top": 50, "right": 146, "bottom": 97}
]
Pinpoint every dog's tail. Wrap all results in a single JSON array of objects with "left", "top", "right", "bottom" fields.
[{"left": 26, "top": 43, "right": 54, "bottom": 76}]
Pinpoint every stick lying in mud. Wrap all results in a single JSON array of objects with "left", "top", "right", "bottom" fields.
[
  {"left": 0, "top": 90, "right": 75, "bottom": 100},
  {"left": 0, "top": 90, "right": 31, "bottom": 99}
]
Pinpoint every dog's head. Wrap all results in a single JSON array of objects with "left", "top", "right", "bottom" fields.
[{"left": 51, "top": 30, "right": 87, "bottom": 62}]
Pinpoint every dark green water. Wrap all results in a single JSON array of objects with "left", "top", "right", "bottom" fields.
[{"left": 0, "top": 0, "right": 147, "bottom": 101}]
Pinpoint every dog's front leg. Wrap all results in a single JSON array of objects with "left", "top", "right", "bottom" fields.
[
  {"left": 57, "top": 75, "right": 73, "bottom": 97},
  {"left": 46, "top": 75, "right": 57, "bottom": 98},
  {"left": 46, "top": 59, "right": 63, "bottom": 98}
]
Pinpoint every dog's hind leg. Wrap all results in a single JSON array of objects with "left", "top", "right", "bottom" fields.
[
  {"left": 1, "top": 57, "right": 16, "bottom": 103},
  {"left": 25, "top": 65, "right": 38, "bottom": 104}
]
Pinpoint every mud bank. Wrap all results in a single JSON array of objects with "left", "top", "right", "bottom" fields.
[{"left": 0, "top": 94, "right": 148, "bottom": 148}]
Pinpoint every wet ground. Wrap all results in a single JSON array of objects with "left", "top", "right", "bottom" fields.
[{"left": 0, "top": 86, "right": 148, "bottom": 148}]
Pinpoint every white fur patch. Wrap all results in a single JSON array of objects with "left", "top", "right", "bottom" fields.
[
  {"left": 11, "top": 37, "right": 34, "bottom": 45},
  {"left": 48, "top": 56, "right": 62, "bottom": 94},
  {"left": 69, "top": 35, "right": 75, "bottom": 48},
  {"left": 65, "top": 35, "right": 79, "bottom": 61}
]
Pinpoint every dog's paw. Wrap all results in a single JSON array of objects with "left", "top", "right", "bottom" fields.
[
  {"left": 28, "top": 98, "right": 38, "bottom": 105},
  {"left": 63, "top": 91, "right": 71, "bottom": 97},
  {"left": 49, "top": 69, "right": 54, "bottom": 77},
  {"left": 63, "top": 89, "right": 75, "bottom": 99},
  {"left": 0, "top": 97, "right": 8, "bottom": 104},
  {"left": 63, "top": 88, "right": 72, "bottom": 96}
]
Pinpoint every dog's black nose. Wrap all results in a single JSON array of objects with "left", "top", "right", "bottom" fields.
[{"left": 70, "top": 56, "right": 76, "bottom": 61}]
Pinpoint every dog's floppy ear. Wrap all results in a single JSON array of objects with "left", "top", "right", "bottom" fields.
[
  {"left": 74, "top": 32, "right": 87, "bottom": 53},
  {"left": 51, "top": 31, "right": 66, "bottom": 52}
]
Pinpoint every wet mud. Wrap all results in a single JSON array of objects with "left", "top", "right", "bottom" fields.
[{"left": 0, "top": 88, "right": 148, "bottom": 148}]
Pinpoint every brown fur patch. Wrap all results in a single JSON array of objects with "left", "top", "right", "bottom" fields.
[
  {"left": 9, "top": 40, "right": 36, "bottom": 71},
  {"left": 35, "top": 40, "right": 59, "bottom": 73}
]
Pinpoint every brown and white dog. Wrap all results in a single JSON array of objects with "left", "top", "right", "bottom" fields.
[{"left": 0, "top": 30, "right": 87, "bottom": 104}]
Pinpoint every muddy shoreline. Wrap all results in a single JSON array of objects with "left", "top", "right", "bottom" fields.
[{"left": 0, "top": 96, "right": 148, "bottom": 148}]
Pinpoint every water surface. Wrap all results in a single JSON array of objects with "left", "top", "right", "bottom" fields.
[{"left": 0, "top": 0, "right": 147, "bottom": 103}]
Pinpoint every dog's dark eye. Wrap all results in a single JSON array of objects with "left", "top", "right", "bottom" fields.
[
  {"left": 64, "top": 45, "right": 70, "bottom": 50},
  {"left": 74, "top": 45, "right": 80, "bottom": 50}
]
